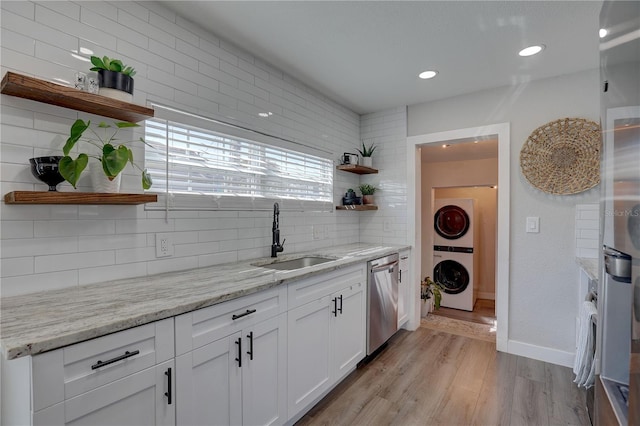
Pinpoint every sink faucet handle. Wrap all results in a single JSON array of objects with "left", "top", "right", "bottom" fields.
[{"left": 280, "top": 238, "right": 286, "bottom": 248}]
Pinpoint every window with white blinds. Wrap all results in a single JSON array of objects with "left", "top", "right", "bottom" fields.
[{"left": 144, "top": 110, "right": 333, "bottom": 211}]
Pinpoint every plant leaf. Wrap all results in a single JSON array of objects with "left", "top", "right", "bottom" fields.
[
  {"left": 97, "top": 122, "right": 111, "bottom": 128},
  {"left": 102, "top": 56, "right": 111, "bottom": 69},
  {"left": 59, "top": 154, "right": 88, "bottom": 188},
  {"left": 102, "top": 145, "right": 130, "bottom": 177},
  {"left": 90, "top": 56, "right": 105, "bottom": 69},
  {"left": 63, "top": 119, "right": 90, "bottom": 156},
  {"left": 115, "top": 122, "right": 139, "bottom": 129},
  {"left": 110, "top": 60, "right": 123, "bottom": 72},
  {"left": 142, "top": 169, "right": 153, "bottom": 190}
]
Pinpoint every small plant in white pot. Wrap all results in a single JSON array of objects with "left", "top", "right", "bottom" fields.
[
  {"left": 59, "top": 119, "right": 152, "bottom": 193},
  {"left": 358, "top": 183, "right": 377, "bottom": 205},
  {"left": 357, "top": 141, "right": 376, "bottom": 168},
  {"left": 90, "top": 55, "right": 136, "bottom": 102},
  {"left": 421, "top": 276, "right": 444, "bottom": 316}
]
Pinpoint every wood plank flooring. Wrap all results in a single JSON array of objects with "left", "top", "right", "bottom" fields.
[
  {"left": 431, "top": 299, "right": 496, "bottom": 326},
  {"left": 296, "top": 324, "right": 590, "bottom": 426}
]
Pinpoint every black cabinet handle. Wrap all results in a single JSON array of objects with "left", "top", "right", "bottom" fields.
[
  {"left": 164, "top": 367, "right": 172, "bottom": 405},
  {"left": 247, "top": 331, "right": 254, "bottom": 360},
  {"left": 235, "top": 337, "right": 242, "bottom": 367},
  {"left": 91, "top": 350, "right": 139, "bottom": 370},
  {"left": 338, "top": 295, "right": 343, "bottom": 315},
  {"left": 332, "top": 297, "right": 338, "bottom": 317},
  {"left": 399, "top": 270, "right": 402, "bottom": 283},
  {"left": 232, "top": 309, "right": 257, "bottom": 320}
]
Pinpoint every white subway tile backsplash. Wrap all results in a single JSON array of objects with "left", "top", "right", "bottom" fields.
[
  {"left": 1, "top": 1, "right": 35, "bottom": 19},
  {"left": 79, "top": 262, "right": 146, "bottom": 286},
  {"left": 35, "top": 250, "right": 115, "bottom": 273},
  {"left": 1, "top": 270, "right": 78, "bottom": 296},
  {"left": 2, "top": 236, "right": 78, "bottom": 258},
  {"left": 1, "top": 220, "right": 34, "bottom": 239},
  {"left": 35, "top": 5, "right": 116, "bottom": 49},
  {"left": 1, "top": 256, "right": 34, "bottom": 277},
  {"left": 114, "top": 1, "right": 149, "bottom": 22},
  {"left": 1, "top": 28, "right": 36, "bottom": 56},
  {"left": 76, "top": 1, "right": 117, "bottom": 21},
  {"left": 81, "top": 7, "right": 148, "bottom": 50}
]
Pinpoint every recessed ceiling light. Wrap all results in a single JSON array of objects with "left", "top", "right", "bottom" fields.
[
  {"left": 418, "top": 70, "right": 438, "bottom": 80},
  {"left": 518, "top": 45, "right": 545, "bottom": 57},
  {"left": 599, "top": 28, "right": 608, "bottom": 38},
  {"left": 474, "top": 140, "right": 479, "bottom": 144},
  {"left": 442, "top": 144, "right": 450, "bottom": 148}
]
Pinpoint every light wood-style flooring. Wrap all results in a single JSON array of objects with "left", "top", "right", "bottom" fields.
[
  {"left": 296, "top": 324, "right": 590, "bottom": 426},
  {"left": 432, "top": 299, "right": 496, "bottom": 326}
]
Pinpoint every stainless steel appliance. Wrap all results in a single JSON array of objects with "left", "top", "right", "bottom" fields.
[
  {"left": 367, "top": 253, "right": 399, "bottom": 355},
  {"left": 598, "top": 1, "right": 640, "bottom": 423}
]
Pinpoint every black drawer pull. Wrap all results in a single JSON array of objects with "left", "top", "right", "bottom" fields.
[
  {"left": 91, "top": 350, "right": 140, "bottom": 370},
  {"left": 232, "top": 309, "right": 257, "bottom": 320},
  {"left": 164, "top": 367, "right": 172, "bottom": 405},
  {"left": 247, "top": 331, "right": 254, "bottom": 360},
  {"left": 235, "top": 337, "right": 242, "bottom": 367},
  {"left": 338, "top": 295, "right": 343, "bottom": 315}
]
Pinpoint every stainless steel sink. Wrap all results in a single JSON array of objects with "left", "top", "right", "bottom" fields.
[{"left": 252, "top": 256, "right": 336, "bottom": 271}]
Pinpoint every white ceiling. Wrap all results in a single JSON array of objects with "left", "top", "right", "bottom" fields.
[{"left": 162, "top": 1, "right": 602, "bottom": 115}]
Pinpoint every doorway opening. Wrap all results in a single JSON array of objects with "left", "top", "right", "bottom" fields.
[
  {"left": 407, "top": 123, "right": 510, "bottom": 351},
  {"left": 430, "top": 185, "right": 497, "bottom": 326}
]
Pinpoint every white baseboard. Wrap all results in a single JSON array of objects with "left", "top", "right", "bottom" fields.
[{"left": 506, "top": 339, "right": 575, "bottom": 368}]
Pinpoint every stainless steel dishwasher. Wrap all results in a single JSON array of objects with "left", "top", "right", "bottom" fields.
[{"left": 367, "top": 253, "right": 399, "bottom": 355}]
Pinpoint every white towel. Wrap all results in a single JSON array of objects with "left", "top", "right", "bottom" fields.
[{"left": 573, "top": 300, "right": 597, "bottom": 388}]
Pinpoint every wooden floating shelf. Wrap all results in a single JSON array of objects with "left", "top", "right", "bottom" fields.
[
  {"left": 335, "top": 205, "right": 378, "bottom": 211},
  {"left": 336, "top": 164, "right": 378, "bottom": 175},
  {"left": 4, "top": 191, "right": 157, "bottom": 205},
  {"left": 1, "top": 72, "right": 154, "bottom": 123}
]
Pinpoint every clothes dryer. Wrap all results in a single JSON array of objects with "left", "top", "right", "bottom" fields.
[
  {"left": 433, "top": 246, "right": 477, "bottom": 311},
  {"left": 433, "top": 198, "right": 475, "bottom": 248}
]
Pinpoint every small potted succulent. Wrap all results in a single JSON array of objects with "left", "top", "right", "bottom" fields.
[
  {"left": 358, "top": 183, "right": 377, "bottom": 205},
  {"left": 59, "top": 119, "right": 152, "bottom": 192},
  {"left": 421, "top": 276, "right": 445, "bottom": 315},
  {"left": 90, "top": 55, "right": 136, "bottom": 102},
  {"left": 357, "top": 141, "right": 377, "bottom": 168}
]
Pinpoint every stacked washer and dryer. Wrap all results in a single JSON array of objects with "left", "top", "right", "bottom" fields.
[{"left": 433, "top": 198, "right": 478, "bottom": 311}]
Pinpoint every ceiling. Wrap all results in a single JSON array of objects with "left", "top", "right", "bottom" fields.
[{"left": 161, "top": 1, "right": 602, "bottom": 115}]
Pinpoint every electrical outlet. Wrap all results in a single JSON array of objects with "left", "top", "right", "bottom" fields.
[
  {"left": 383, "top": 219, "right": 392, "bottom": 232},
  {"left": 313, "top": 225, "right": 322, "bottom": 240},
  {"left": 155, "top": 233, "right": 174, "bottom": 257}
]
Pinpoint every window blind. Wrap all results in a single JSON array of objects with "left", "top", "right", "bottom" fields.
[{"left": 144, "top": 111, "right": 333, "bottom": 211}]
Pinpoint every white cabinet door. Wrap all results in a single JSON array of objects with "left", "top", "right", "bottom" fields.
[
  {"left": 242, "top": 314, "right": 287, "bottom": 426},
  {"left": 34, "top": 360, "right": 175, "bottom": 426},
  {"left": 176, "top": 333, "right": 242, "bottom": 426},
  {"left": 287, "top": 296, "right": 332, "bottom": 418},
  {"left": 331, "top": 281, "right": 365, "bottom": 381},
  {"left": 397, "top": 251, "right": 411, "bottom": 327}
]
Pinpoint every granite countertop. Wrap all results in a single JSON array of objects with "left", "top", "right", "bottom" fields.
[
  {"left": 1, "top": 243, "right": 408, "bottom": 360},
  {"left": 576, "top": 257, "right": 599, "bottom": 282}
]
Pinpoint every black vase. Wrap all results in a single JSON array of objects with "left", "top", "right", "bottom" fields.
[{"left": 98, "top": 69, "right": 134, "bottom": 95}]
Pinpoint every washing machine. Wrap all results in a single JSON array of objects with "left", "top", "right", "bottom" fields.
[
  {"left": 433, "top": 198, "right": 475, "bottom": 248},
  {"left": 433, "top": 246, "right": 477, "bottom": 311}
]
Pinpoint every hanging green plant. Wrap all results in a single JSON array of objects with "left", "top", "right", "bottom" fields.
[{"left": 59, "top": 119, "right": 152, "bottom": 190}]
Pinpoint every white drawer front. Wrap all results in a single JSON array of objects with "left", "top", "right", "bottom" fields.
[
  {"left": 287, "top": 264, "right": 366, "bottom": 309},
  {"left": 175, "top": 285, "right": 286, "bottom": 355},
  {"left": 32, "top": 318, "right": 174, "bottom": 411}
]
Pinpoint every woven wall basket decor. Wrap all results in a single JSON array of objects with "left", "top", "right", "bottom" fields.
[{"left": 520, "top": 117, "right": 601, "bottom": 195}]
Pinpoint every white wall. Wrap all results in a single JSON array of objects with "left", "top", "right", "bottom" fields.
[
  {"left": 408, "top": 69, "right": 601, "bottom": 364},
  {"left": 0, "top": 1, "right": 363, "bottom": 296}
]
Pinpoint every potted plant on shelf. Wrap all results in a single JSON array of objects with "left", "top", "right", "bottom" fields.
[
  {"left": 358, "top": 183, "right": 377, "bottom": 205},
  {"left": 90, "top": 55, "right": 136, "bottom": 102},
  {"left": 421, "top": 276, "right": 444, "bottom": 316},
  {"left": 357, "top": 141, "right": 376, "bottom": 168},
  {"left": 59, "top": 119, "right": 153, "bottom": 193}
]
